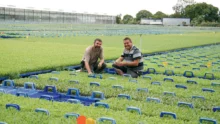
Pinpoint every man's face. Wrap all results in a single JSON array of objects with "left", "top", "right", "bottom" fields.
[
  {"left": 94, "top": 41, "right": 102, "bottom": 48},
  {"left": 124, "top": 39, "right": 132, "bottom": 50}
]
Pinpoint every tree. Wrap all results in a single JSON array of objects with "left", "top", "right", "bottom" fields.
[
  {"left": 173, "top": 0, "right": 196, "bottom": 16},
  {"left": 132, "top": 18, "right": 138, "bottom": 24},
  {"left": 218, "top": 11, "right": 220, "bottom": 22},
  {"left": 136, "top": 10, "right": 153, "bottom": 21},
  {"left": 185, "top": 2, "right": 219, "bottom": 22},
  {"left": 169, "top": 13, "right": 182, "bottom": 18},
  {"left": 116, "top": 14, "right": 122, "bottom": 24},
  {"left": 122, "top": 14, "right": 133, "bottom": 24},
  {"left": 153, "top": 11, "right": 168, "bottom": 19},
  {"left": 191, "top": 15, "right": 205, "bottom": 25}
]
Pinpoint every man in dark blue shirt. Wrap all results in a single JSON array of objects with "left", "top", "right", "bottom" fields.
[{"left": 112, "top": 37, "right": 144, "bottom": 78}]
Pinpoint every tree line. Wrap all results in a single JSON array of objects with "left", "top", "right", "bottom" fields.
[{"left": 116, "top": 0, "right": 220, "bottom": 26}]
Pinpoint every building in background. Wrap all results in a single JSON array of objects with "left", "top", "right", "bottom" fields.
[
  {"left": 141, "top": 18, "right": 190, "bottom": 26},
  {"left": 0, "top": 6, "right": 116, "bottom": 24},
  {"left": 162, "top": 18, "right": 190, "bottom": 26},
  {"left": 140, "top": 18, "right": 162, "bottom": 25}
]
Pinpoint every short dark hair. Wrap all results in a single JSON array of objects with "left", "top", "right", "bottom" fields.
[
  {"left": 123, "top": 37, "right": 132, "bottom": 42},
  {"left": 94, "top": 38, "right": 102, "bottom": 43}
]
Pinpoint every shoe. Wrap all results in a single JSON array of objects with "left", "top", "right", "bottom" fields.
[{"left": 115, "top": 69, "right": 124, "bottom": 75}]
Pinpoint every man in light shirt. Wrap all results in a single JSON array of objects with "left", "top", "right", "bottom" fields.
[{"left": 81, "top": 38, "right": 106, "bottom": 75}]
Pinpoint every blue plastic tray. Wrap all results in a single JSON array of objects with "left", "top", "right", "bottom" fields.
[
  {"left": 55, "top": 88, "right": 100, "bottom": 106},
  {"left": 0, "top": 80, "right": 17, "bottom": 94},
  {"left": 9, "top": 82, "right": 38, "bottom": 96},
  {"left": 60, "top": 96, "right": 99, "bottom": 106},
  {"left": 28, "top": 85, "right": 61, "bottom": 101},
  {"left": 1, "top": 82, "right": 101, "bottom": 106}
]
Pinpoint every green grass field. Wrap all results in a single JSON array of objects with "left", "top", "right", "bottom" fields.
[
  {"left": 0, "top": 70, "right": 219, "bottom": 124},
  {"left": 1, "top": 32, "right": 220, "bottom": 77},
  {"left": 1, "top": 24, "right": 220, "bottom": 124}
]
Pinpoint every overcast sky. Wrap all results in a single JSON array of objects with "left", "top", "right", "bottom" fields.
[{"left": 0, "top": 0, "right": 219, "bottom": 17}]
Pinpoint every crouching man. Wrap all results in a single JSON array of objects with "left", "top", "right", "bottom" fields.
[
  {"left": 112, "top": 37, "right": 143, "bottom": 78},
  {"left": 81, "top": 38, "right": 106, "bottom": 75}
]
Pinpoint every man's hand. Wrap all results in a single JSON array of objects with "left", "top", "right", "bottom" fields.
[
  {"left": 98, "top": 62, "right": 102, "bottom": 69},
  {"left": 115, "top": 61, "right": 126, "bottom": 66},
  {"left": 88, "top": 72, "right": 93, "bottom": 75}
]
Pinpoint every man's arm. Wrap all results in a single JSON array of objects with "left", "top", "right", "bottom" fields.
[
  {"left": 115, "top": 57, "right": 124, "bottom": 63},
  {"left": 116, "top": 49, "right": 141, "bottom": 67},
  {"left": 98, "top": 58, "right": 104, "bottom": 68},
  {"left": 84, "top": 47, "right": 92, "bottom": 74},
  {"left": 98, "top": 48, "right": 105, "bottom": 68},
  {"left": 84, "top": 61, "right": 92, "bottom": 74},
  {"left": 99, "top": 58, "right": 104, "bottom": 65},
  {"left": 116, "top": 52, "right": 125, "bottom": 63},
  {"left": 122, "top": 59, "right": 140, "bottom": 66}
]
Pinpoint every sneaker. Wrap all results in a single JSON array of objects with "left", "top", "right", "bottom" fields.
[{"left": 115, "top": 68, "right": 124, "bottom": 75}]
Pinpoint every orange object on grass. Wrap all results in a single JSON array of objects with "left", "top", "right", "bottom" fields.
[
  {"left": 86, "top": 118, "right": 96, "bottom": 124},
  {"left": 77, "top": 115, "right": 86, "bottom": 124}
]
